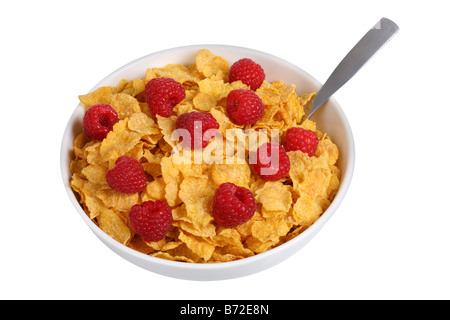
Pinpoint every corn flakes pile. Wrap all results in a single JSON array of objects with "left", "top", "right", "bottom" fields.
[{"left": 70, "top": 49, "right": 340, "bottom": 263}]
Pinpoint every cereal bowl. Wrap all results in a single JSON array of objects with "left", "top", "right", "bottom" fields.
[{"left": 61, "top": 44, "right": 355, "bottom": 280}]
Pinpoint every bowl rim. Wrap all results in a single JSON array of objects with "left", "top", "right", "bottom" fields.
[{"left": 60, "top": 44, "right": 355, "bottom": 273}]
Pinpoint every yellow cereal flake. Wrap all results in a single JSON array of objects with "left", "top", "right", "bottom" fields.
[
  {"left": 79, "top": 86, "right": 113, "bottom": 108},
  {"left": 251, "top": 215, "right": 290, "bottom": 243},
  {"left": 193, "top": 92, "right": 217, "bottom": 111},
  {"left": 211, "top": 157, "right": 251, "bottom": 188},
  {"left": 145, "top": 68, "right": 157, "bottom": 82},
  {"left": 299, "top": 92, "right": 316, "bottom": 116},
  {"left": 316, "top": 136, "right": 339, "bottom": 166},
  {"left": 96, "top": 207, "right": 132, "bottom": 245},
  {"left": 287, "top": 150, "right": 309, "bottom": 193},
  {"left": 195, "top": 49, "right": 229, "bottom": 81},
  {"left": 328, "top": 165, "right": 341, "bottom": 200},
  {"left": 70, "top": 49, "right": 341, "bottom": 264},
  {"left": 121, "top": 79, "right": 146, "bottom": 97},
  {"left": 198, "top": 79, "right": 228, "bottom": 99},
  {"left": 84, "top": 195, "right": 106, "bottom": 219},
  {"left": 297, "top": 156, "right": 332, "bottom": 201},
  {"left": 256, "top": 81, "right": 282, "bottom": 106},
  {"left": 178, "top": 175, "right": 215, "bottom": 229},
  {"left": 73, "top": 133, "right": 90, "bottom": 158},
  {"left": 156, "top": 115, "right": 177, "bottom": 148},
  {"left": 110, "top": 93, "right": 141, "bottom": 119},
  {"left": 178, "top": 230, "right": 215, "bottom": 262},
  {"left": 153, "top": 243, "right": 202, "bottom": 263},
  {"left": 123, "top": 141, "right": 145, "bottom": 161},
  {"left": 292, "top": 194, "right": 323, "bottom": 227},
  {"left": 300, "top": 118, "right": 317, "bottom": 132},
  {"left": 141, "top": 150, "right": 163, "bottom": 178},
  {"left": 83, "top": 141, "right": 104, "bottom": 165},
  {"left": 70, "top": 157, "right": 87, "bottom": 176},
  {"left": 153, "top": 64, "right": 201, "bottom": 84},
  {"left": 128, "top": 112, "right": 160, "bottom": 136},
  {"left": 96, "top": 188, "right": 139, "bottom": 212},
  {"left": 284, "top": 88, "right": 310, "bottom": 125},
  {"left": 113, "top": 79, "right": 129, "bottom": 94},
  {"left": 212, "top": 246, "right": 254, "bottom": 262},
  {"left": 255, "top": 105, "right": 280, "bottom": 126},
  {"left": 198, "top": 78, "right": 248, "bottom": 100},
  {"left": 141, "top": 178, "right": 166, "bottom": 202},
  {"left": 288, "top": 150, "right": 334, "bottom": 201},
  {"left": 100, "top": 119, "right": 142, "bottom": 161},
  {"left": 245, "top": 236, "right": 278, "bottom": 253},
  {"left": 175, "top": 220, "right": 216, "bottom": 239},
  {"left": 255, "top": 181, "right": 292, "bottom": 213},
  {"left": 81, "top": 164, "right": 108, "bottom": 186},
  {"left": 161, "top": 156, "right": 182, "bottom": 207},
  {"left": 213, "top": 227, "right": 243, "bottom": 248},
  {"left": 210, "top": 108, "right": 240, "bottom": 137},
  {"left": 173, "top": 101, "right": 194, "bottom": 117},
  {"left": 172, "top": 152, "right": 210, "bottom": 178}
]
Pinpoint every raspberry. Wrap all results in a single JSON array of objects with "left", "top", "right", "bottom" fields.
[
  {"left": 284, "top": 127, "right": 319, "bottom": 156},
  {"left": 83, "top": 104, "right": 119, "bottom": 140},
  {"left": 106, "top": 156, "right": 147, "bottom": 194},
  {"left": 226, "top": 89, "right": 264, "bottom": 125},
  {"left": 129, "top": 200, "right": 173, "bottom": 242},
  {"left": 212, "top": 183, "right": 256, "bottom": 228},
  {"left": 144, "top": 77, "right": 186, "bottom": 117},
  {"left": 253, "top": 142, "right": 291, "bottom": 181},
  {"left": 175, "top": 111, "right": 219, "bottom": 149},
  {"left": 229, "top": 58, "right": 265, "bottom": 91}
]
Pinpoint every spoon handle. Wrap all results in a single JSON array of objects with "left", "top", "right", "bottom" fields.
[{"left": 307, "top": 17, "right": 399, "bottom": 118}]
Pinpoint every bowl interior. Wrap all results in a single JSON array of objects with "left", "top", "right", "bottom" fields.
[{"left": 61, "top": 44, "right": 354, "bottom": 280}]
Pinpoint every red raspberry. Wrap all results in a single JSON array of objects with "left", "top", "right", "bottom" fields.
[
  {"left": 144, "top": 77, "right": 186, "bottom": 117},
  {"left": 212, "top": 183, "right": 256, "bottom": 228},
  {"left": 83, "top": 104, "right": 119, "bottom": 140},
  {"left": 106, "top": 156, "right": 147, "bottom": 194},
  {"left": 229, "top": 58, "right": 265, "bottom": 91},
  {"left": 253, "top": 142, "right": 291, "bottom": 181},
  {"left": 226, "top": 89, "right": 264, "bottom": 125},
  {"left": 284, "top": 127, "right": 319, "bottom": 156},
  {"left": 175, "top": 111, "right": 219, "bottom": 149},
  {"left": 129, "top": 200, "right": 173, "bottom": 242}
]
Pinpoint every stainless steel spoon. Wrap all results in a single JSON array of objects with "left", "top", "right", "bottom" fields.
[{"left": 307, "top": 17, "right": 399, "bottom": 118}]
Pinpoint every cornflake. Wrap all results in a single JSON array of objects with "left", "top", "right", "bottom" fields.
[{"left": 70, "top": 49, "right": 341, "bottom": 263}]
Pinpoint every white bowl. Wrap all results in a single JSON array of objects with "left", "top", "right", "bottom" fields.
[{"left": 60, "top": 44, "right": 355, "bottom": 280}]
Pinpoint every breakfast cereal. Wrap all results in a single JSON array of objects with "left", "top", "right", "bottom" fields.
[{"left": 70, "top": 49, "right": 340, "bottom": 263}]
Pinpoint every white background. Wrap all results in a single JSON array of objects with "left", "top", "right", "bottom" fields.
[{"left": 1, "top": 0, "right": 449, "bottom": 300}]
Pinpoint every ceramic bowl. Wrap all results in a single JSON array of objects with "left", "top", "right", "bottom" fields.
[{"left": 60, "top": 44, "right": 355, "bottom": 280}]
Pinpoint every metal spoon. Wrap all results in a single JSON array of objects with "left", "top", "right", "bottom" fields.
[{"left": 307, "top": 17, "right": 399, "bottom": 118}]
